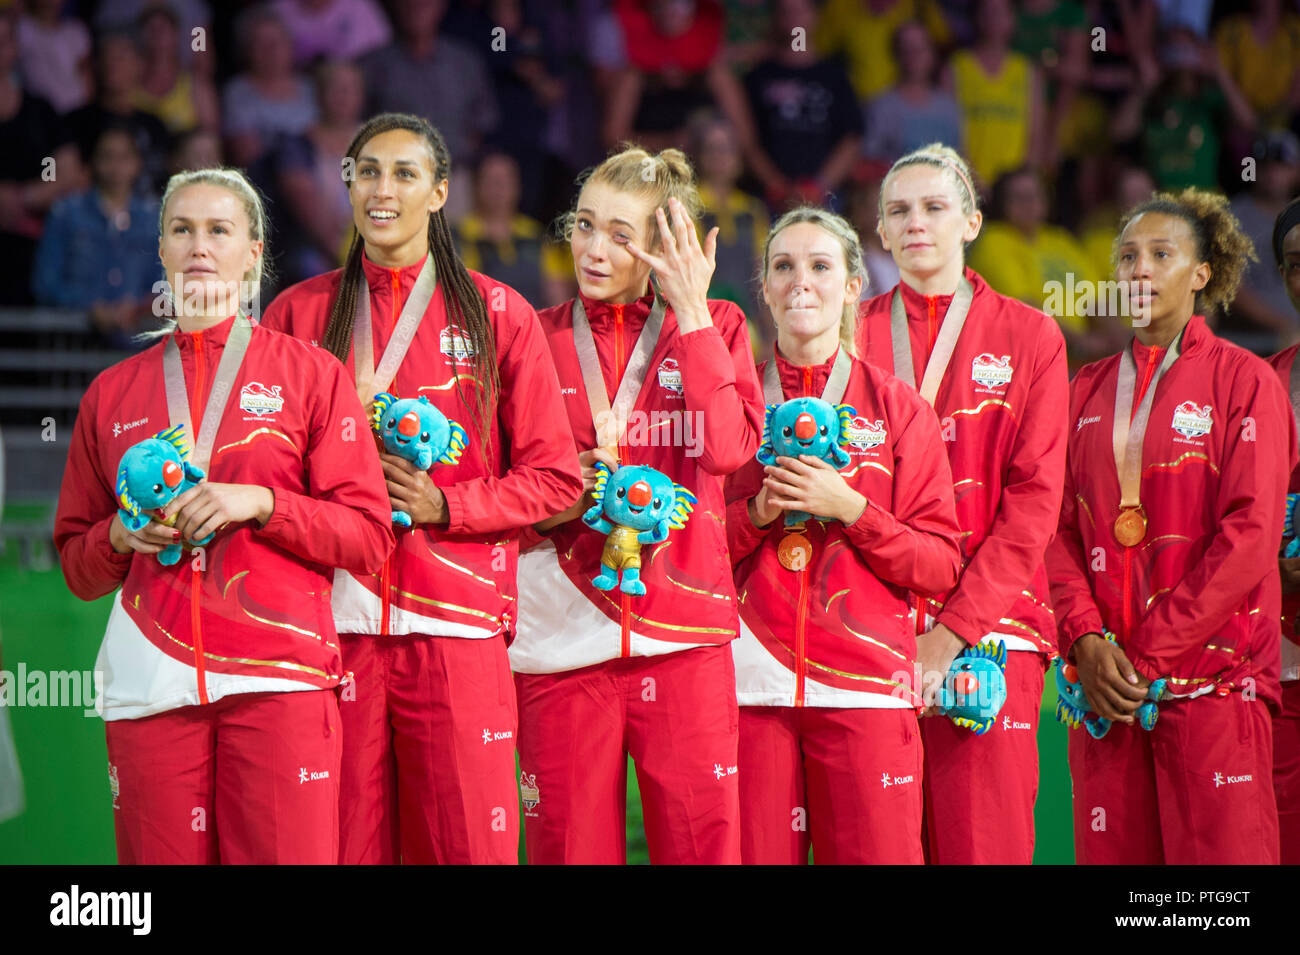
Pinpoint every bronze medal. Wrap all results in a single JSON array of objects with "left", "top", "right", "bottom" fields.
[
  {"left": 1113, "top": 507, "right": 1147, "bottom": 548},
  {"left": 777, "top": 530, "right": 813, "bottom": 571}
]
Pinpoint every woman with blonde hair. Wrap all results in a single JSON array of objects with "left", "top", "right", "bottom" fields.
[
  {"left": 726, "top": 206, "right": 961, "bottom": 863},
  {"left": 511, "top": 144, "right": 765, "bottom": 864},
  {"left": 857, "top": 142, "right": 1069, "bottom": 864},
  {"left": 53, "top": 167, "right": 394, "bottom": 863}
]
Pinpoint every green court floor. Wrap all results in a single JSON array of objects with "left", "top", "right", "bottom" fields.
[{"left": 0, "top": 539, "right": 1074, "bottom": 864}]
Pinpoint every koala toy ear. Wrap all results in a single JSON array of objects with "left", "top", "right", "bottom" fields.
[{"left": 183, "top": 461, "right": 206, "bottom": 484}]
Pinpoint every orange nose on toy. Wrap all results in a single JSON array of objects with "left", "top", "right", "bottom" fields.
[
  {"left": 162, "top": 459, "right": 183, "bottom": 488},
  {"left": 794, "top": 412, "right": 817, "bottom": 440},
  {"left": 954, "top": 673, "right": 979, "bottom": 696},
  {"left": 627, "top": 481, "right": 652, "bottom": 506},
  {"left": 398, "top": 411, "right": 420, "bottom": 437},
  {"left": 1062, "top": 663, "right": 1079, "bottom": 684}
]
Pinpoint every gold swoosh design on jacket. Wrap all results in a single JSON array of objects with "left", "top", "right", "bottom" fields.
[
  {"left": 841, "top": 623, "right": 910, "bottom": 662},
  {"left": 769, "top": 636, "right": 912, "bottom": 688},
  {"left": 427, "top": 547, "right": 498, "bottom": 587},
  {"left": 1020, "top": 589, "right": 1056, "bottom": 616},
  {"left": 239, "top": 605, "right": 320, "bottom": 641},
  {"left": 223, "top": 570, "right": 250, "bottom": 598},
  {"left": 1143, "top": 451, "right": 1220, "bottom": 477},
  {"left": 419, "top": 375, "right": 481, "bottom": 392},
  {"left": 599, "top": 591, "right": 735, "bottom": 634},
  {"left": 841, "top": 460, "right": 892, "bottom": 479},
  {"left": 1165, "top": 673, "right": 1215, "bottom": 686},
  {"left": 998, "top": 617, "right": 1040, "bottom": 640},
  {"left": 825, "top": 588, "right": 850, "bottom": 612},
  {"left": 152, "top": 620, "right": 331, "bottom": 678},
  {"left": 949, "top": 399, "right": 1014, "bottom": 419},
  {"left": 954, "top": 478, "right": 984, "bottom": 489},
  {"left": 216, "top": 427, "right": 296, "bottom": 456},
  {"left": 662, "top": 569, "right": 732, "bottom": 601},
  {"left": 392, "top": 586, "right": 500, "bottom": 622},
  {"left": 1075, "top": 494, "right": 1095, "bottom": 528},
  {"left": 1145, "top": 587, "right": 1172, "bottom": 610}
]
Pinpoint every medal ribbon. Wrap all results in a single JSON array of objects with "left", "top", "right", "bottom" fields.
[
  {"left": 352, "top": 255, "right": 438, "bottom": 407},
  {"left": 1112, "top": 331, "right": 1184, "bottom": 512},
  {"left": 162, "top": 316, "right": 254, "bottom": 473},
  {"left": 571, "top": 295, "right": 666, "bottom": 462},
  {"left": 889, "top": 277, "right": 975, "bottom": 407},
  {"left": 762, "top": 345, "right": 853, "bottom": 406}
]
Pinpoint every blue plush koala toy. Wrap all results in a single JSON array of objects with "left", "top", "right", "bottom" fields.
[
  {"left": 756, "top": 397, "right": 856, "bottom": 526},
  {"left": 1055, "top": 632, "right": 1168, "bottom": 738},
  {"left": 935, "top": 639, "right": 1009, "bottom": 735},
  {"left": 1283, "top": 492, "right": 1300, "bottom": 558},
  {"left": 582, "top": 462, "right": 696, "bottom": 596},
  {"left": 370, "top": 392, "right": 468, "bottom": 527},
  {"left": 115, "top": 423, "right": 213, "bottom": 565}
]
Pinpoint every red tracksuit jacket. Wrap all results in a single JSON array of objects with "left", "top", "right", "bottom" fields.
[
  {"left": 725, "top": 350, "right": 962, "bottom": 708},
  {"left": 509, "top": 291, "right": 766, "bottom": 673},
  {"left": 1267, "top": 344, "right": 1300, "bottom": 705},
  {"left": 857, "top": 268, "right": 1069, "bottom": 653},
  {"left": 260, "top": 253, "right": 582, "bottom": 641},
  {"left": 53, "top": 316, "right": 396, "bottom": 720},
  {"left": 1048, "top": 315, "right": 1295, "bottom": 709}
]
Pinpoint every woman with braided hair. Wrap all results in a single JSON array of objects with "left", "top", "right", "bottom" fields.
[
  {"left": 261, "top": 113, "right": 582, "bottom": 865},
  {"left": 1047, "top": 188, "right": 1294, "bottom": 864}
]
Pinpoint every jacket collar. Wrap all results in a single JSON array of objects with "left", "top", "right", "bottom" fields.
[
  {"left": 897, "top": 266, "right": 987, "bottom": 318},
  {"left": 361, "top": 250, "right": 430, "bottom": 295},
  {"left": 171, "top": 313, "right": 241, "bottom": 349},
  {"left": 576, "top": 290, "right": 655, "bottom": 330},
  {"left": 773, "top": 344, "right": 840, "bottom": 398},
  {"left": 1131, "top": 314, "right": 1209, "bottom": 364}
]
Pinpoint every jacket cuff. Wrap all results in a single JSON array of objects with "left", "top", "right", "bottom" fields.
[
  {"left": 934, "top": 609, "right": 980, "bottom": 647},
  {"left": 93, "top": 515, "right": 133, "bottom": 569},
  {"left": 440, "top": 482, "right": 466, "bottom": 534},
  {"left": 734, "top": 500, "right": 779, "bottom": 552},
  {"left": 1060, "top": 615, "right": 1107, "bottom": 661},
  {"left": 842, "top": 498, "right": 883, "bottom": 547},
  {"left": 1127, "top": 653, "right": 1163, "bottom": 685},
  {"left": 255, "top": 487, "right": 293, "bottom": 539}
]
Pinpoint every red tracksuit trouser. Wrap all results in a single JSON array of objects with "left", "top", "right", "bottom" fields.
[
  {"left": 1274, "top": 681, "right": 1300, "bottom": 864},
  {"left": 1070, "top": 690, "right": 1279, "bottom": 864},
  {"left": 920, "top": 649, "right": 1045, "bottom": 864},
  {"left": 337, "top": 633, "right": 519, "bottom": 865},
  {"left": 105, "top": 688, "right": 341, "bottom": 864},
  {"left": 738, "top": 705, "right": 924, "bottom": 864},
  {"left": 514, "top": 644, "right": 742, "bottom": 864}
]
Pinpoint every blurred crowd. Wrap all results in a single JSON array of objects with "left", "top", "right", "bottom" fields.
[{"left": 6, "top": 0, "right": 1300, "bottom": 363}]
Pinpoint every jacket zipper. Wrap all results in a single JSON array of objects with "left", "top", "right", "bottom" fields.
[
  {"left": 189, "top": 331, "right": 210, "bottom": 704},
  {"left": 795, "top": 364, "right": 813, "bottom": 706},
  {"left": 380, "top": 269, "right": 401, "bottom": 637}
]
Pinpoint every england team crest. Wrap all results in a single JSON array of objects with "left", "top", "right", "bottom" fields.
[
  {"left": 657, "top": 358, "right": 684, "bottom": 394},
  {"left": 843, "top": 415, "right": 887, "bottom": 451},
  {"left": 440, "top": 325, "right": 475, "bottom": 361},
  {"left": 971, "top": 353, "right": 1014, "bottom": 388},
  {"left": 519, "top": 770, "right": 540, "bottom": 814},
  {"left": 239, "top": 381, "right": 285, "bottom": 416},
  {"left": 1171, "top": 400, "right": 1213, "bottom": 439}
]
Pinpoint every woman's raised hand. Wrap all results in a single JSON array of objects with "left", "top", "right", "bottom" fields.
[{"left": 625, "top": 197, "right": 719, "bottom": 334}]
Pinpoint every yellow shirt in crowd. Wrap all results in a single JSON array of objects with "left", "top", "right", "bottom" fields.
[
  {"left": 950, "top": 49, "right": 1033, "bottom": 189},
  {"left": 967, "top": 221, "right": 1100, "bottom": 333}
]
